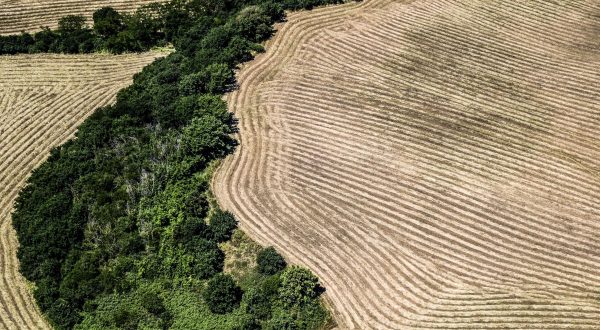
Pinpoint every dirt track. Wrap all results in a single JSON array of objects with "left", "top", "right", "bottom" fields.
[
  {"left": 213, "top": 0, "right": 600, "bottom": 328},
  {"left": 0, "top": 52, "right": 162, "bottom": 329}
]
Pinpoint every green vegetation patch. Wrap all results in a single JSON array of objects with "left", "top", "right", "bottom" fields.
[{"left": 9, "top": 0, "right": 342, "bottom": 328}]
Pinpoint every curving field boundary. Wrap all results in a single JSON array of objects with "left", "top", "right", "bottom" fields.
[
  {"left": 0, "top": 52, "right": 163, "bottom": 329},
  {"left": 213, "top": 0, "right": 600, "bottom": 328}
]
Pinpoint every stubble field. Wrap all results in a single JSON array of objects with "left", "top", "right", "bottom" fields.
[
  {"left": 0, "top": 0, "right": 160, "bottom": 35},
  {"left": 0, "top": 52, "right": 162, "bottom": 329},
  {"left": 213, "top": 0, "right": 600, "bottom": 328}
]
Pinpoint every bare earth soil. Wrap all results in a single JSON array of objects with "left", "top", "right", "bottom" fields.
[
  {"left": 0, "top": 52, "right": 162, "bottom": 329},
  {"left": 213, "top": 0, "right": 600, "bottom": 328},
  {"left": 0, "top": 0, "right": 161, "bottom": 35}
]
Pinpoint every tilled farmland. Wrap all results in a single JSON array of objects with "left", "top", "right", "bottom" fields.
[
  {"left": 213, "top": 0, "right": 600, "bottom": 328},
  {"left": 0, "top": 0, "right": 161, "bottom": 35},
  {"left": 0, "top": 52, "right": 163, "bottom": 329}
]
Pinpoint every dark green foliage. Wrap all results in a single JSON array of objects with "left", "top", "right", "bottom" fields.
[
  {"left": 203, "top": 274, "right": 242, "bottom": 314},
  {"left": 93, "top": 7, "right": 124, "bottom": 38},
  {"left": 12, "top": 0, "right": 338, "bottom": 328},
  {"left": 175, "top": 16, "right": 216, "bottom": 57},
  {"left": 30, "top": 28, "right": 59, "bottom": 53},
  {"left": 0, "top": 0, "right": 342, "bottom": 55},
  {"left": 56, "top": 15, "right": 94, "bottom": 53},
  {"left": 58, "top": 15, "right": 87, "bottom": 33},
  {"left": 210, "top": 210, "right": 238, "bottom": 242},
  {"left": 257, "top": 247, "right": 287, "bottom": 275},
  {"left": 259, "top": 1, "right": 285, "bottom": 22},
  {"left": 282, "top": 0, "right": 344, "bottom": 10},
  {"left": 0, "top": 32, "right": 34, "bottom": 54}
]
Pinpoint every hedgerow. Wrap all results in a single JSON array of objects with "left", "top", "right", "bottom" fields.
[{"left": 11, "top": 0, "right": 341, "bottom": 328}]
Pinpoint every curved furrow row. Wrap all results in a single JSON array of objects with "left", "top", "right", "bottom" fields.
[
  {"left": 0, "top": 52, "right": 161, "bottom": 329},
  {"left": 0, "top": 0, "right": 163, "bottom": 35},
  {"left": 214, "top": 0, "right": 600, "bottom": 328}
]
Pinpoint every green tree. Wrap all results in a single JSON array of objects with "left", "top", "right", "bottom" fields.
[
  {"left": 204, "top": 62, "right": 234, "bottom": 93},
  {"left": 30, "top": 27, "right": 59, "bottom": 52},
  {"left": 278, "top": 266, "right": 320, "bottom": 308},
  {"left": 181, "top": 115, "right": 234, "bottom": 159},
  {"left": 210, "top": 210, "right": 238, "bottom": 242},
  {"left": 57, "top": 15, "right": 93, "bottom": 53},
  {"left": 58, "top": 15, "right": 87, "bottom": 34},
  {"left": 178, "top": 71, "right": 207, "bottom": 96},
  {"left": 233, "top": 6, "right": 273, "bottom": 42},
  {"left": 93, "top": 7, "right": 124, "bottom": 38},
  {"left": 257, "top": 247, "right": 287, "bottom": 275},
  {"left": 203, "top": 273, "right": 242, "bottom": 314}
]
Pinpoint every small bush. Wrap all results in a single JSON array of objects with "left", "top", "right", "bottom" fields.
[
  {"left": 257, "top": 247, "right": 287, "bottom": 275},
  {"left": 210, "top": 210, "right": 238, "bottom": 242},
  {"left": 278, "top": 266, "right": 320, "bottom": 308},
  {"left": 203, "top": 273, "right": 242, "bottom": 314}
]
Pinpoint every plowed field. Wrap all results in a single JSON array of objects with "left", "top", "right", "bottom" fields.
[
  {"left": 213, "top": 0, "right": 600, "bottom": 328},
  {"left": 0, "top": 52, "right": 162, "bottom": 329},
  {"left": 0, "top": 0, "right": 161, "bottom": 35}
]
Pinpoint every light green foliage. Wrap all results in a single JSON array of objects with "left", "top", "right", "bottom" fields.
[
  {"left": 178, "top": 63, "right": 233, "bottom": 95},
  {"left": 175, "top": 93, "right": 230, "bottom": 126},
  {"left": 221, "top": 229, "right": 263, "bottom": 283},
  {"left": 203, "top": 63, "right": 234, "bottom": 93},
  {"left": 181, "top": 115, "right": 234, "bottom": 159},
  {"left": 12, "top": 0, "right": 338, "bottom": 328},
  {"left": 165, "top": 290, "right": 251, "bottom": 330},
  {"left": 76, "top": 282, "right": 171, "bottom": 330},
  {"left": 234, "top": 6, "right": 274, "bottom": 41},
  {"left": 279, "top": 266, "right": 320, "bottom": 308}
]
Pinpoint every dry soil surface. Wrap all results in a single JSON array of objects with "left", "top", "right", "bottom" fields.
[
  {"left": 0, "top": 51, "right": 162, "bottom": 329},
  {"left": 0, "top": 0, "right": 161, "bottom": 35},
  {"left": 213, "top": 0, "right": 600, "bottom": 328}
]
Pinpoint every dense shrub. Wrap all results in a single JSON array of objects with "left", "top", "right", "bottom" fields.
[
  {"left": 210, "top": 210, "right": 238, "bottom": 242},
  {"left": 257, "top": 247, "right": 287, "bottom": 275},
  {"left": 93, "top": 7, "right": 124, "bottom": 38},
  {"left": 203, "top": 274, "right": 242, "bottom": 314},
  {"left": 279, "top": 266, "right": 320, "bottom": 307}
]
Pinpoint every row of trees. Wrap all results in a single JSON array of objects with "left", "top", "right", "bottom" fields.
[
  {"left": 0, "top": 0, "right": 342, "bottom": 55},
  {"left": 12, "top": 0, "right": 342, "bottom": 329}
]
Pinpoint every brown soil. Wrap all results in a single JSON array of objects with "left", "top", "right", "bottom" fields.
[
  {"left": 0, "top": 0, "right": 162, "bottom": 35},
  {"left": 0, "top": 51, "right": 163, "bottom": 329},
  {"left": 213, "top": 0, "right": 600, "bottom": 328}
]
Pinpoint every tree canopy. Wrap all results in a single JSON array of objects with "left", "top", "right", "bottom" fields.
[{"left": 11, "top": 0, "right": 340, "bottom": 328}]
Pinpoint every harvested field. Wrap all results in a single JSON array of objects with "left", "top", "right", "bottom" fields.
[
  {"left": 213, "top": 0, "right": 600, "bottom": 328},
  {"left": 0, "top": 51, "right": 163, "bottom": 329},
  {"left": 0, "top": 0, "right": 161, "bottom": 35}
]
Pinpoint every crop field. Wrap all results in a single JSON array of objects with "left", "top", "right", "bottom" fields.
[
  {"left": 0, "top": 0, "right": 160, "bottom": 35},
  {"left": 213, "top": 0, "right": 600, "bottom": 328},
  {"left": 0, "top": 52, "right": 162, "bottom": 329}
]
